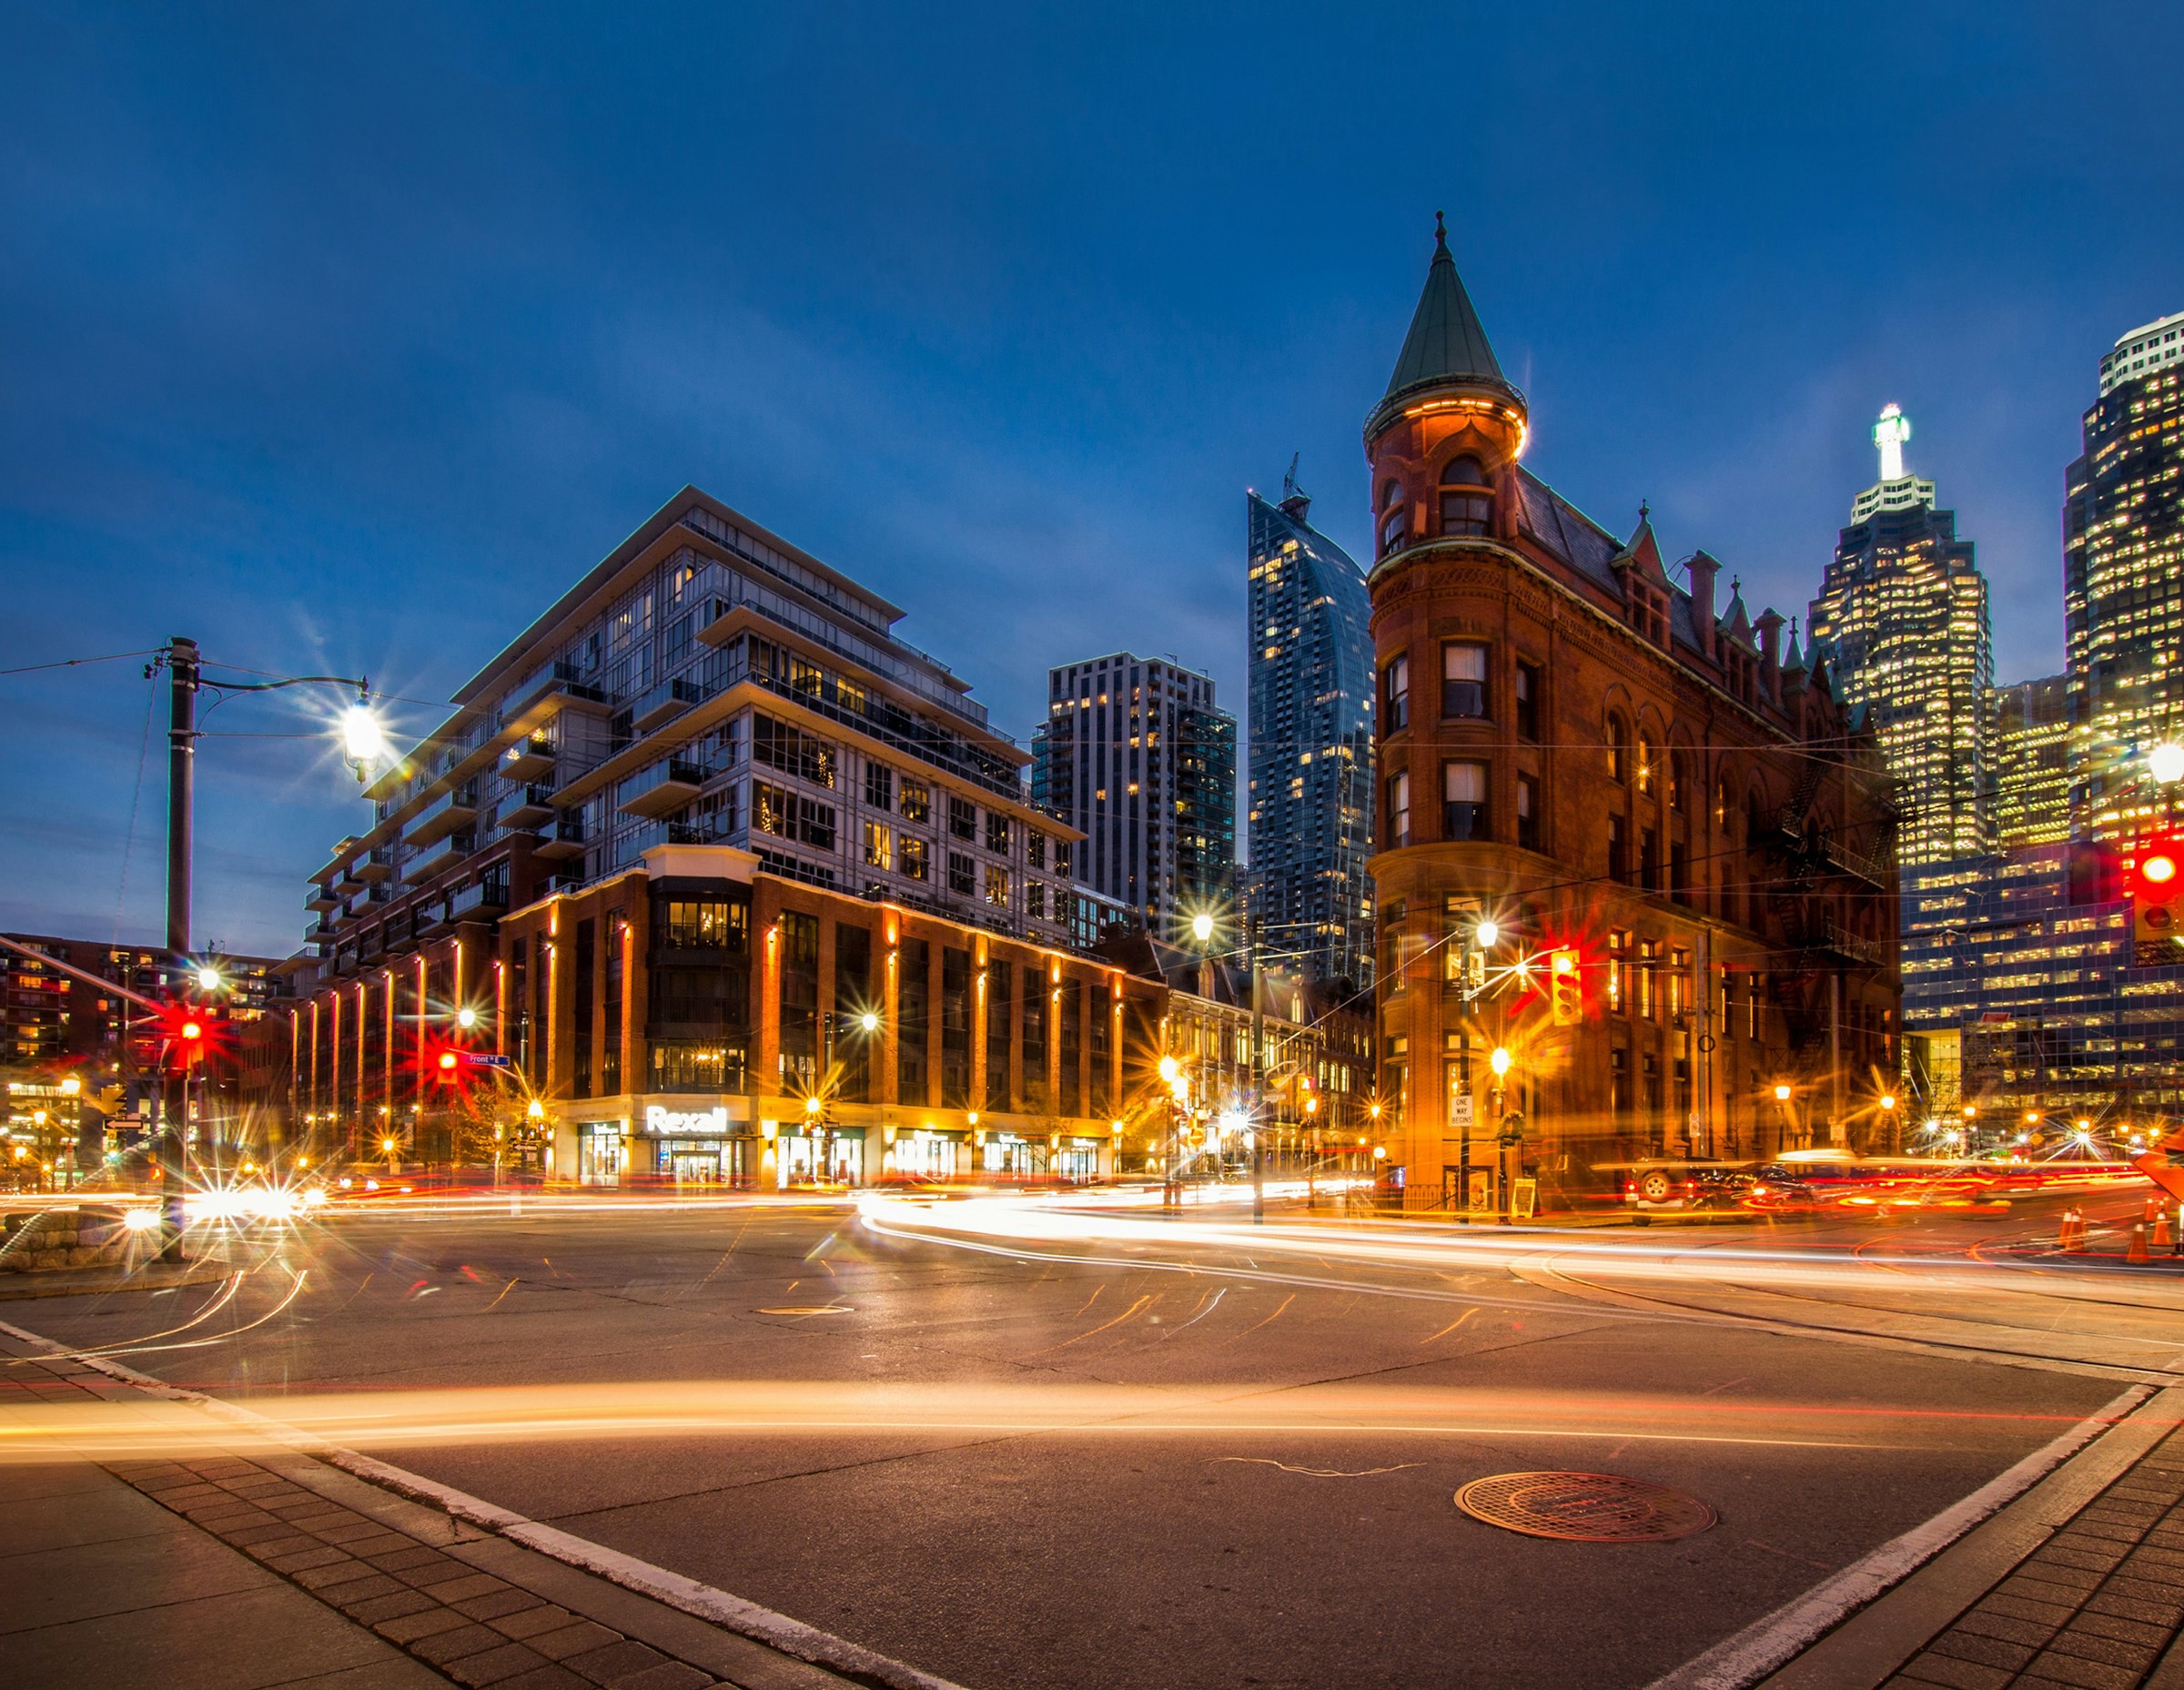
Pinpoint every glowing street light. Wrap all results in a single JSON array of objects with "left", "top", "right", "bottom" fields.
[
  {"left": 1878, "top": 1093, "right": 1896, "bottom": 1111},
  {"left": 1188, "top": 911, "right": 1216, "bottom": 945},
  {"left": 342, "top": 702, "right": 389, "bottom": 773},
  {"left": 1774, "top": 1082, "right": 1793, "bottom": 1103},
  {"left": 456, "top": 1006, "right": 479, "bottom": 1030},
  {"left": 1489, "top": 1047, "right": 1512, "bottom": 1080},
  {"left": 1475, "top": 918, "right": 1500, "bottom": 948},
  {"left": 858, "top": 1010, "right": 881, "bottom": 1034},
  {"left": 2151, "top": 742, "right": 2184, "bottom": 785}
]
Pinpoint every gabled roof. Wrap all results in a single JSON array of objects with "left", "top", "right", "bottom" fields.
[
  {"left": 1383, "top": 214, "right": 1508, "bottom": 400},
  {"left": 1721, "top": 580, "right": 1754, "bottom": 648},
  {"left": 1608, "top": 505, "right": 1671, "bottom": 589},
  {"left": 1782, "top": 618, "right": 1807, "bottom": 674}
]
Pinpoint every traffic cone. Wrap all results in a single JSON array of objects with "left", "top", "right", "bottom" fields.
[
  {"left": 2129, "top": 1223, "right": 2150, "bottom": 1265},
  {"left": 2157, "top": 1208, "right": 2175, "bottom": 1249},
  {"left": 2064, "top": 1209, "right": 2087, "bottom": 1252}
]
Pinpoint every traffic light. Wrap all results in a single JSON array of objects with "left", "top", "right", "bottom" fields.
[
  {"left": 2133, "top": 836, "right": 2184, "bottom": 952},
  {"left": 155, "top": 1000, "right": 213, "bottom": 1067},
  {"left": 1547, "top": 949, "right": 1582, "bottom": 1026}
]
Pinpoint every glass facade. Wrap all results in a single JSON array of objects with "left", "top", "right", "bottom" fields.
[
  {"left": 1246, "top": 485, "right": 1375, "bottom": 989},
  {"left": 1993, "top": 674, "right": 2070, "bottom": 849},
  {"left": 1903, "top": 845, "right": 2184, "bottom": 1122},
  {"left": 1030, "top": 652, "right": 1236, "bottom": 933},
  {"left": 1807, "top": 414, "right": 1995, "bottom": 867},
  {"left": 2066, "top": 313, "right": 2184, "bottom": 841}
]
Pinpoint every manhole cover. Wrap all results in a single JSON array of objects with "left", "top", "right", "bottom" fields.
[{"left": 1454, "top": 1472, "right": 1715, "bottom": 1542}]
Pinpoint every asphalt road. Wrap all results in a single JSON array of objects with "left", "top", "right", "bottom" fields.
[{"left": 10, "top": 1183, "right": 2180, "bottom": 1690}]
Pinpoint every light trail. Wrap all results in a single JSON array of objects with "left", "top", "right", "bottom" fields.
[{"left": 0, "top": 1377, "right": 2089, "bottom": 1467}]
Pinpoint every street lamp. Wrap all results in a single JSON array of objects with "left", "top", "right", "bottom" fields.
[
  {"left": 2151, "top": 743, "right": 2184, "bottom": 785},
  {"left": 456, "top": 1006, "right": 479, "bottom": 1030},
  {"left": 148, "top": 637, "right": 383, "bottom": 1260},
  {"left": 1474, "top": 917, "right": 1500, "bottom": 948}
]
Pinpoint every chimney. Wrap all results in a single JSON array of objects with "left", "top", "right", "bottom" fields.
[
  {"left": 1686, "top": 552, "right": 1719, "bottom": 660},
  {"left": 1755, "top": 609, "right": 1784, "bottom": 703}
]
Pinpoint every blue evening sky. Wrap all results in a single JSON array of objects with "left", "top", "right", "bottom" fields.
[{"left": 3, "top": 3, "right": 2179, "bottom": 956}]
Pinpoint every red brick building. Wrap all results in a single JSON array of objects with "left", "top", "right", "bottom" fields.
[{"left": 1364, "top": 221, "right": 1901, "bottom": 1209}]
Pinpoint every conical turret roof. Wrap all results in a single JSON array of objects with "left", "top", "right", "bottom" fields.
[{"left": 1384, "top": 214, "right": 1507, "bottom": 400}]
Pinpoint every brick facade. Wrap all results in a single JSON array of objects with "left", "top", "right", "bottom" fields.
[{"left": 1362, "top": 227, "right": 1901, "bottom": 1209}]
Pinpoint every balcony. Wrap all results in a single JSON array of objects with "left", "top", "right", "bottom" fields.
[
  {"left": 533, "top": 815, "right": 587, "bottom": 862},
  {"left": 618, "top": 757, "right": 707, "bottom": 819},
  {"left": 407, "top": 786, "right": 479, "bottom": 848},
  {"left": 354, "top": 846, "right": 398, "bottom": 885},
  {"left": 306, "top": 885, "right": 340, "bottom": 914},
  {"left": 500, "top": 734, "right": 556, "bottom": 784},
  {"left": 449, "top": 881, "right": 511, "bottom": 924},
  {"left": 632, "top": 675, "right": 710, "bottom": 734},
  {"left": 409, "top": 831, "right": 476, "bottom": 885},
  {"left": 505, "top": 659, "right": 612, "bottom": 723},
  {"left": 1808, "top": 916, "right": 1889, "bottom": 969},
  {"left": 1821, "top": 833, "right": 1894, "bottom": 891},
  {"left": 500, "top": 783, "right": 556, "bottom": 830}
]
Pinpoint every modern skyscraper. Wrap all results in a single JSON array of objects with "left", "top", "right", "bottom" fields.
[
  {"left": 1993, "top": 675, "right": 2071, "bottom": 849},
  {"left": 1247, "top": 470, "right": 1377, "bottom": 991},
  {"left": 2066, "top": 309, "right": 2184, "bottom": 840},
  {"left": 1808, "top": 405, "right": 1995, "bottom": 866},
  {"left": 1031, "top": 653, "right": 1236, "bottom": 933}
]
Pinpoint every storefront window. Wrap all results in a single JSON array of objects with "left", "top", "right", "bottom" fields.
[{"left": 578, "top": 1124, "right": 623, "bottom": 1187}]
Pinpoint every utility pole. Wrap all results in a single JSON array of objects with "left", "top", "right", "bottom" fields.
[
  {"left": 161, "top": 635, "right": 197, "bottom": 1262},
  {"left": 1249, "top": 911, "right": 1265, "bottom": 1224}
]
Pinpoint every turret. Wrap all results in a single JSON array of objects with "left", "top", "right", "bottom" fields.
[{"left": 1362, "top": 214, "right": 1530, "bottom": 567}]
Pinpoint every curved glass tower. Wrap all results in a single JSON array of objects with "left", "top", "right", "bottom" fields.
[{"left": 1248, "top": 478, "right": 1376, "bottom": 989}]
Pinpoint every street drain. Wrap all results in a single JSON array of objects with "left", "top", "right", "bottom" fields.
[{"left": 1454, "top": 1472, "right": 1716, "bottom": 1543}]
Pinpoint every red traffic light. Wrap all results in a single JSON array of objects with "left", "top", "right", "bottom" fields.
[{"left": 2146, "top": 854, "right": 2179, "bottom": 887}]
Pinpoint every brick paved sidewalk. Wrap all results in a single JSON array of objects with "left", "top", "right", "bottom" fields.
[
  {"left": 1881, "top": 1426, "right": 2184, "bottom": 1690},
  {"left": 0, "top": 1338, "right": 880, "bottom": 1690}
]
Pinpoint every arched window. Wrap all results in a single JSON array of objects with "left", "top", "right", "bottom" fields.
[
  {"left": 1380, "top": 481, "right": 1408, "bottom": 554},
  {"left": 1635, "top": 734, "right": 1656, "bottom": 795},
  {"left": 1439, "top": 456, "right": 1492, "bottom": 537},
  {"left": 1669, "top": 752, "right": 1687, "bottom": 812},
  {"left": 1606, "top": 714, "right": 1630, "bottom": 784}
]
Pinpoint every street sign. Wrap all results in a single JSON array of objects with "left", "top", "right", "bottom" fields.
[
  {"left": 465, "top": 1053, "right": 513, "bottom": 1068},
  {"left": 1450, "top": 1092, "right": 1475, "bottom": 1128}
]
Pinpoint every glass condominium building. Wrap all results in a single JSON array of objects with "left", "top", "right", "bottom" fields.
[
  {"left": 1247, "top": 477, "right": 1376, "bottom": 990},
  {"left": 1030, "top": 653, "right": 1237, "bottom": 935},
  {"left": 2066, "top": 309, "right": 2184, "bottom": 841},
  {"left": 1809, "top": 406, "right": 1995, "bottom": 867}
]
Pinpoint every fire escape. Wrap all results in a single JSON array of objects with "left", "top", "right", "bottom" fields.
[{"left": 1764, "top": 750, "right": 1897, "bottom": 1074}]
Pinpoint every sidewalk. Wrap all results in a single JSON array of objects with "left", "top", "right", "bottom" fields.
[
  {"left": 0, "top": 1336, "right": 903, "bottom": 1690},
  {"left": 1741, "top": 1384, "right": 2184, "bottom": 1690}
]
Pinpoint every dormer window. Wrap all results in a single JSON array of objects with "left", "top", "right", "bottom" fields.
[{"left": 1440, "top": 456, "right": 1492, "bottom": 537}]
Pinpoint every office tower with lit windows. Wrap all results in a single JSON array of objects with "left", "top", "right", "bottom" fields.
[
  {"left": 2066, "top": 309, "right": 2184, "bottom": 839},
  {"left": 1031, "top": 653, "right": 1236, "bottom": 933},
  {"left": 1807, "top": 405, "right": 1995, "bottom": 867},
  {"left": 1993, "top": 674, "right": 2071, "bottom": 849},
  {"left": 1246, "top": 472, "right": 1377, "bottom": 991}
]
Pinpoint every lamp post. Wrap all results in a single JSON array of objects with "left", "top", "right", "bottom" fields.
[
  {"left": 153, "top": 635, "right": 383, "bottom": 1261},
  {"left": 1189, "top": 906, "right": 1266, "bottom": 1224}
]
